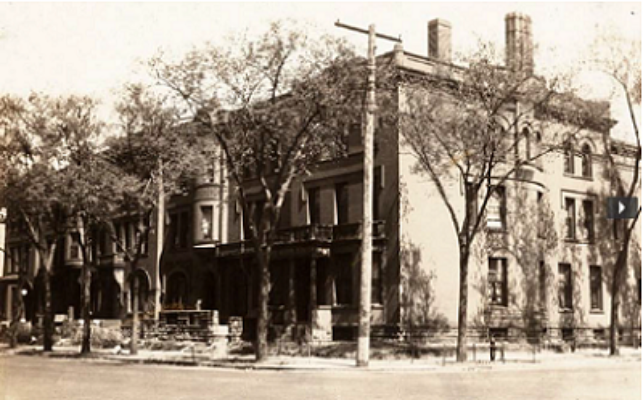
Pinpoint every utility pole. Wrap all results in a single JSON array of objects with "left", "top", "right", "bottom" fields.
[{"left": 335, "top": 20, "right": 401, "bottom": 368}]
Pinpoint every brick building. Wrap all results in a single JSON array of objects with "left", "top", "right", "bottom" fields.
[{"left": 1, "top": 13, "right": 640, "bottom": 345}]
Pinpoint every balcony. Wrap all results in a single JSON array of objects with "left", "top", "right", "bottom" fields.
[{"left": 212, "top": 221, "right": 386, "bottom": 257}]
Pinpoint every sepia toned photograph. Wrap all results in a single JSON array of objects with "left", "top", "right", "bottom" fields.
[{"left": 0, "top": 2, "right": 640, "bottom": 399}]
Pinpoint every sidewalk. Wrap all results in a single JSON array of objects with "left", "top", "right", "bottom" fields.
[{"left": 1, "top": 343, "right": 640, "bottom": 372}]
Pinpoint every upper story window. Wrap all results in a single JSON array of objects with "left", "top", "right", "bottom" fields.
[
  {"left": 487, "top": 186, "right": 506, "bottom": 230},
  {"left": 581, "top": 199, "right": 595, "bottom": 242},
  {"left": 581, "top": 144, "right": 592, "bottom": 178},
  {"left": 201, "top": 205, "right": 214, "bottom": 240},
  {"left": 522, "top": 128, "right": 531, "bottom": 161},
  {"left": 563, "top": 142, "right": 575, "bottom": 174},
  {"left": 488, "top": 257, "right": 508, "bottom": 306},
  {"left": 335, "top": 183, "right": 349, "bottom": 225},
  {"left": 307, "top": 187, "right": 321, "bottom": 225},
  {"left": 69, "top": 233, "right": 81, "bottom": 260},
  {"left": 564, "top": 197, "right": 576, "bottom": 240}
]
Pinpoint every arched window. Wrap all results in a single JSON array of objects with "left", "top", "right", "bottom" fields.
[
  {"left": 581, "top": 144, "right": 592, "bottom": 178},
  {"left": 564, "top": 142, "right": 574, "bottom": 174},
  {"left": 522, "top": 128, "right": 531, "bottom": 160}
]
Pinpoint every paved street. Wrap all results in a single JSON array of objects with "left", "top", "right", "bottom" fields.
[{"left": 0, "top": 355, "right": 639, "bottom": 400}]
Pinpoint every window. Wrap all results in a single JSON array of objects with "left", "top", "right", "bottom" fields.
[
  {"left": 371, "top": 252, "right": 383, "bottom": 304},
  {"left": 564, "top": 143, "right": 574, "bottom": 174},
  {"left": 487, "top": 186, "right": 506, "bottom": 230},
  {"left": 581, "top": 144, "right": 592, "bottom": 178},
  {"left": 582, "top": 200, "right": 595, "bottom": 242},
  {"left": 522, "top": 128, "right": 531, "bottom": 160},
  {"left": 335, "top": 183, "right": 349, "bottom": 225},
  {"left": 488, "top": 258, "right": 508, "bottom": 306},
  {"left": 179, "top": 212, "right": 189, "bottom": 248},
  {"left": 335, "top": 254, "right": 354, "bottom": 306},
  {"left": 9, "top": 247, "right": 20, "bottom": 274},
  {"left": 537, "top": 192, "right": 545, "bottom": 238},
  {"left": 307, "top": 187, "right": 321, "bottom": 225},
  {"left": 558, "top": 263, "right": 573, "bottom": 310},
  {"left": 347, "top": 122, "right": 362, "bottom": 150},
  {"left": 124, "top": 222, "right": 132, "bottom": 251},
  {"left": 70, "top": 233, "right": 81, "bottom": 260},
  {"left": 564, "top": 198, "right": 576, "bottom": 240},
  {"left": 169, "top": 214, "right": 179, "bottom": 248},
  {"left": 590, "top": 266, "right": 603, "bottom": 311},
  {"left": 114, "top": 222, "right": 123, "bottom": 252},
  {"left": 539, "top": 261, "right": 547, "bottom": 309},
  {"left": 201, "top": 206, "right": 214, "bottom": 240}
]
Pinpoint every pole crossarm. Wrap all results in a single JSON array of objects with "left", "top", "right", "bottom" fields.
[{"left": 334, "top": 20, "right": 402, "bottom": 43}]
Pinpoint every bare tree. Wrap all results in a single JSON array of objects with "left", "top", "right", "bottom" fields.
[
  {"left": 398, "top": 45, "right": 596, "bottom": 361},
  {"left": 591, "top": 33, "right": 641, "bottom": 356}
]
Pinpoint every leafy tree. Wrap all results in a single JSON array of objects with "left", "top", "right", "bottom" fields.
[
  {"left": 398, "top": 45, "right": 596, "bottom": 361},
  {"left": 0, "top": 94, "right": 73, "bottom": 351},
  {"left": 106, "top": 84, "right": 211, "bottom": 355},
  {"left": 151, "top": 22, "right": 360, "bottom": 361}
]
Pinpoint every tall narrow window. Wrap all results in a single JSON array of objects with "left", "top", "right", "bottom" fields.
[
  {"left": 537, "top": 191, "right": 545, "bottom": 238},
  {"left": 523, "top": 128, "right": 531, "bottom": 160},
  {"left": 335, "top": 183, "right": 349, "bottom": 225},
  {"left": 179, "top": 212, "right": 189, "bottom": 248},
  {"left": 169, "top": 214, "right": 179, "bottom": 248},
  {"left": 582, "top": 200, "right": 594, "bottom": 242},
  {"left": 201, "top": 205, "right": 214, "bottom": 240},
  {"left": 564, "top": 143, "right": 574, "bottom": 174},
  {"left": 487, "top": 186, "right": 506, "bottom": 230},
  {"left": 371, "top": 252, "right": 383, "bottom": 304},
  {"left": 558, "top": 263, "right": 573, "bottom": 310},
  {"left": 539, "top": 261, "right": 547, "bottom": 309},
  {"left": 564, "top": 198, "right": 576, "bottom": 240},
  {"left": 590, "top": 266, "right": 603, "bottom": 311},
  {"left": 581, "top": 144, "right": 592, "bottom": 178},
  {"left": 488, "top": 258, "right": 508, "bottom": 306},
  {"left": 335, "top": 254, "right": 354, "bottom": 305},
  {"left": 70, "top": 233, "right": 81, "bottom": 260},
  {"left": 307, "top": 187, "right": 321, "bottom": 225}
]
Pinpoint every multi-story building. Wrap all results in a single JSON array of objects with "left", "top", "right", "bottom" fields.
[{"left": 1, "top": 13, "right": 640, "bottom": 345}]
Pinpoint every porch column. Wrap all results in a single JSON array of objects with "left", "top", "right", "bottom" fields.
[
  {"left": 309, "top": 257, "right": 317, "bottom": 338},
  {"left": 285, "top": 258, "right": 297, "bottom": 338}
]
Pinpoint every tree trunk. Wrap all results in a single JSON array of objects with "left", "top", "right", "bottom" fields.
[
  {"left": 255, "top": 250, "right": 270, "bottom": 361},
  {"left": 609, "top": 245, "right": 629, "bottom": 356},
  {"left": 456, "top": 247, "right": 470, "bottom": 362},
  {"left": 81, "top": 264, "right": 92, "bottom": 355},
  {"left": 309, "top": 257, "right": 317, "bottom": 341},
  {"left": 130, "top": 273, "right": 139, "bottom": 355},
  {"left": 43, "top": 270, "right": 54, "bottom": 351}
]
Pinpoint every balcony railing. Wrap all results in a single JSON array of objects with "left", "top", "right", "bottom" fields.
[{"left": 213, "top": 221, "right": 386, "bottom": 256}]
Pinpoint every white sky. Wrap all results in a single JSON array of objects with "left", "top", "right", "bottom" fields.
[{"left": 0, "top": 1, "right": 640, "bottom": 140}]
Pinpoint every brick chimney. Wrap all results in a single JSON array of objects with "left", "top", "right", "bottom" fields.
[
  {"left": 505, "top": 12, "right": 534, "bottom": 74},
  {"left": 428, "top": 19, "right": 452, "bottom": 62}
]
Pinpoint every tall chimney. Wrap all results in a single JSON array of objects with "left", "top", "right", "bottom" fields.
[
  {"left": 505, "top": 12, "right": 534, "bottom": 74},
  {"left": 428, "top": 19, "right": 452, "bottom": 62}
]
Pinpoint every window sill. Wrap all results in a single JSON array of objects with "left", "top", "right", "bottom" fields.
[
  {"left": 590, "top": 309, "right": 604, "bottom": 314},
  {"left": 563, "top": 173, "right": 594, "bottom": 182}
]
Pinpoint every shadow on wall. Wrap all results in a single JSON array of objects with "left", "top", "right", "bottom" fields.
[
  {"left": 399, "top": 242, "right": 449, "bottom": 339},
  {"left": 471, "top": 183, "right": 560, "bottom": 342}
]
